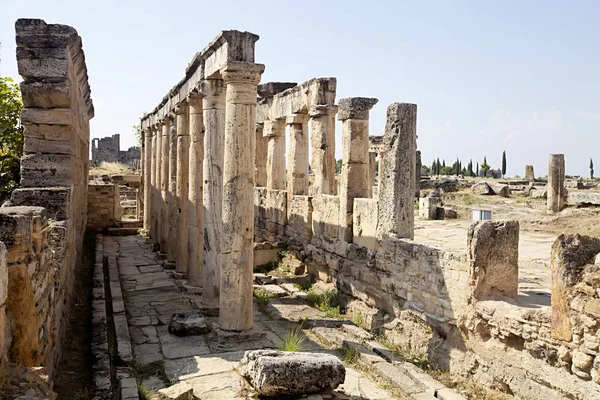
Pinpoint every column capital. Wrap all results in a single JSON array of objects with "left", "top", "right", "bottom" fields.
[
  {"left": 285, "top": 113, "right": 310, "bottom": 125},
  {"left": 143, "top": 127, "right": 153, "bottom": 137},
  {"left": 337, "top": 97, "right": 378, "bottom": 121},
  {"left": 175, "top": 100, "right": 188, "bottom": 115},
  {"left": 199, "top": 79, "right": 225, "bottom": 110},
  {"left": 221, "top": 62, "right": 265, "bottom": 85},
  {"left": 309, "top": 104, "right": 338, "bottom": 118},
  {"left": 263, "top": 119, "right": 285, "bottom": 137}
]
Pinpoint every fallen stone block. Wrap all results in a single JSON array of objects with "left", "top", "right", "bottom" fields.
[
  {"left": 239, "top": 350, "right": 345, "bottom": 396},
  {"left": 488, "top": 182, "right": 509, "bottom": 197},
  {"left": 168, "top": 311, "right": 209, "bottom": 336},
  {"left": 157, "top": 382, "right": 194, "bottom": 400},
  {"left": 569, "top": 191, "right": 600, "bottom": 206},
  {"left": 472, "top": 182, "right": 492, "bottom": 195}
]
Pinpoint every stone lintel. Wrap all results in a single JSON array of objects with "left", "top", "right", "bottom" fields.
[
  {"left": 308, "top": 104, "right": 338, "bottom": 118},
  {"left": 285, "top": 113, "right": 310, "bottom": 125},
  {"left": 337, "top": 97, "right": 379, "bottom": 120},
  {"left": 258, "top": 82, "right": 297, "bottom": 99},
  {"left": 263, "top": 119, "right": 285, "bottom": 137},
  {"left": 202, "top": 31, "right": 260, "bottom": 78}
]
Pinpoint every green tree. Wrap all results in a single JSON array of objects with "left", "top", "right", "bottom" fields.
[
  {"left": 476, "top": 162, "right": 479, "bottom": 176},
  {"left": 440, "top": 166, "right": 453, "bottom": 175},
  {"left": 421, "top": 165, "right": 430, "bottom": 175},
  {"left": 442, "top": 159, "right": 446, "bottom": 168},
  {"left": 590, "top": 158, "right": 594, "bottom": 179},
  {"left": 335, "top": 159, "right": 342, "bottom": 174},
  {"left": 431, "top": 160, "right": 436, "bottom": 175},
  {"left": 0, "top": 77, "right": 24, "bottom": 195},
  {"left": 501, "top": 151, "right": 507, "bottom": 177},
  {"left": 436, "top": 158, "right": 441, "bottom": 175},
  {"left": 480, "top": 156, "right": 491, "bottom": 176}
]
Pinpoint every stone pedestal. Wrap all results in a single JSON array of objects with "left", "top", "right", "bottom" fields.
[
  {"left": 188, "top": 94, "right": 205, "bottom": 287},
  {"left": 264, "top": 119, "right": 286, "bottom": 190},
  {"left": 309, "top": 105, "right": 338, "bottom": 195},
  {"left": 338, "top": 97, "right": 378, "bottom": 242},
  {"left": 142, "top": 128, "right": 152, "bottom": 233},
  {"left": 547, "top": 154, "right": 565, "bottom": 213},
  {"left": 419, "top": 195, "right": 441, "bottom": 220},
  {"left": 219, "top": 62, "right": 264, "bottom": 331},
  {"left": 202, "top": 79, "right": 226, "bottom": 301},
  {"left": 255, "top": 123, "right": 267, "bottom": 187},
  {"left": 286, "top": 114, "right": 309, "bottom": 195},
  {"left": 175, "top": 102, "right": 190, "bottom": 274},
  {"left": 525, "top": 165, "right": 535, "bottom": 182},
  {"left": 167, "top": 116, "right": 178, "bottom": 263},
  {"left": 377, "top": 103, "right": 417, "bottom": 240}
]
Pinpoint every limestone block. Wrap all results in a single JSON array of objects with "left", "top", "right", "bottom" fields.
[
  {"left": 525, "top": 165, "right": 535, "bottom": 182},
  {"left": 21, "top": 153, "right": 73, "bottom": 187},
  {"left": 488, "top": 182, "right": 510, "bottom": 197},
  {"left": 257, "top": 82, "right": 297, "bottom": 98},
  {"left": 16, "top": 47, "right": 69, "bottom": 79},
  {"left": 21, "top": 108, "right": 72, "bottom": 126},
  {"left": 569, "top": 191, "right": 600, "bottom": 206},
  {"left": 530, "top": 189, "right": 547, "bottom": 199},
  {"left": 15, "top": 19, "right": 78, "bottom": 49},
  {"left": 471, "top": 182, "right": 493, "bottom": 195},
  {"left": 239, "top": 350, "right": 345, "bottom": 396},
  {"left": 9, "top": 188, "right": 70, "bottom": 220},
  {"left": 19, "top": 81, "right": 71, "bottom": 109},
  {"left": 24, "top": 137, "right": 73, "bottom": 155},
  {"left": 157, "top": 382, "right": 193, "bottom": 400},
  {"left": 353, "top": 198, "right": 378, "bottom": 250},
  {"left": 266, "top": 189, "right": 288, "bottom": 226},
  {"left": 312, "top": 194, "right": 340, "bottom": 238},
  {"left": 548, "top": 154, "right": 566, "bottom": 212},
  {"left": 419, "top": 197, "right": 441, "bottom": 220},
  {"left": 287, "top": 195, "right": 313, "bottom": 242},
  {"left": 467, "top": 220, "right": 519, "bottom": 302},
  {"left": 338, "top": 97, "right": 378, "bottom": 121},
  {"left": 168, "top": 311, "right": 209, "bottom": 336}
]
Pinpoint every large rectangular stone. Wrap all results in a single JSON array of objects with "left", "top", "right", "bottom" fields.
[
  {"left": 24, "top": 137, "right": 73, "bottom": 155},
  {"left": 21, "top": 108, "right": 73, "bottom": 126},
  {"left": 20, "top": 80, "right": 71, "bottom": 109},
  {"left": 9, "top": 187, "right": 70, "bottom": 220},
  {"left": 20, "top": 153, "right": 73, "bottom": 187}
]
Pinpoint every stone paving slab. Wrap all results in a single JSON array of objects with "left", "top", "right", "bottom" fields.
[{"left": 164, "top": 350, "right": 246, "bottom": 382}]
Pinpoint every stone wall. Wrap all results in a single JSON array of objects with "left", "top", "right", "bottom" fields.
[
  {"left": 0, "top": 18, "right": 93, "bottom": 379},
  {"left": 91, "top": 133, "right": 141, "bottom": 169},
  {"left": 87, "top": 183, "right": 122, "bottom": 229}
]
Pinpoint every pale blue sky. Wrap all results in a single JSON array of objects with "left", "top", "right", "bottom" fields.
[{"left": 1, "top": 0, "right": 599, "bottom": 177}]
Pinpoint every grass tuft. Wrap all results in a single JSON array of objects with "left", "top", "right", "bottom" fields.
[
  {"left": 278, "top": 324, "right": 307, "bottom": 352},
  {"left": 306, "top": 288, "right": 344, "bottom": 318},
  {"left": 342, "top": 344, "right": 357, "bottom": 364},
  {"left": 254, "top": 288, "right": 277, "bottom": 313}
]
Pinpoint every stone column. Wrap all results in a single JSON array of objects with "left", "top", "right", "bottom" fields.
[
  {"left": 337, "top": 97, "right": 378, "bottom": 242},
  {"left": 286, "top": 114, "right": 310, "bottom": 195},
  {"left": 154, "top": 123, "right": 163, "bottom": 245},
  {"left": 202, "top": 79, "right": 226, "bottom": 302},
  {"left": 525, "top": 165, "right": 535, "bottom": 182},
  {"left": 188, "top": 94, "right": 205, "bottom": 287},
  {"left": 175, "top": 101, "right": 190, "bottom": 274},
  {"left": 264, "top": 119, "right": 286, "bottom": 190},
  {"left": 220, "top": 62, "right": 264, "bottom": 331},
  {"left": 167, "top": 116, "right": 178, "bottom": 263},
  {"left": 548, "top": 154, "right": 565, "bottom": 213},
  {"left": 144, "top": 127, "right": 153, "bottom": 235},
  {"left": 368, "top": 152, "right": 376, "bottom": 198},
  {"left": 309, "top": 105, "right": 338, "bottom": 195},
  {"left": 255, "top": 123, "right": 267, "bottom": 187},
  {"left": 160, "top": 117, "right": 170, "bottom": 252},
  {"left": 377, "top": 103, "right": 417, "bottom": 240}
]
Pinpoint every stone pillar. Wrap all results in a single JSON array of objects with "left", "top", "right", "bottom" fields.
[
  {"left": 467, "top": 220, "right": 520, "bottom": 303},
  {"left": 286, "top": 114, "right": 310, "bottom": 195},
  {"left": 154, "top": 123, "right": 163, "bottom": 245},
  {"left": 160, "top": 117, "right": 170, "bottom": 252},
  {"left": 309, "top": 105, "right": 338, "bottom": 195},
  {"left": 415, "top": 150, "right": 422, "bottom": 197},
  {"left": 143, "top": 127, "right": 153, "bottom": 235},
  {"left": 547, "top": 154, "right": 565, "bottom": 213},
  {"left": 202, "top": 79, "right": 226, "bottom": 302},
  {"left": 338, "top": 97, "right": 378, "bottom": 242},
  {"left": 525, "top": 165, "right": 535, "bottom": 182},
  {"left": 175, "top": 101, "right": 190, "bottom": 274},
  {"left": 255, "top": 123, "right": 267, "bottom": 187},
  {"left": 377, "top": 103, "right": 417, "bottom": 240},
  {"left": 220, "top": 63, "right": 264, "bottom": 331},
  {"left": 167, "top": 117, "right": 178, "bottom": 262},
  {"left": 188, "top": 94, "right": 205, "bottom": 287},
  {"left": 264, "top": 119, "right": 286, "bottom": 190},
  {"left": 368, "top": 152, "right": 376, "bottom": 198}
]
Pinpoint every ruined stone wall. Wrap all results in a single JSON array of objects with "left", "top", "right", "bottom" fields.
[
  {"left": 0, "top": 19, "right": 94, "bottom": 379},
  {"left": 87, "top": 184, "right": 122, "bottom": 229},
  {"left": 118, "top": 145, "right": 141, "bottom": 169},
  {"left": 91, "top": 134, "right": 119, "bottom": 164}
]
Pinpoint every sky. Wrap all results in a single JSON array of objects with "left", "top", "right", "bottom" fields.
[{"left": 1, "top": 0, "right": 599, "bottom": 177}]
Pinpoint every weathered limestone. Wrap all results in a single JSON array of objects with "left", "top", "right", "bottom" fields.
[
  {"left": 202, "top": 79, "right": 226, "bottom": 299},
  {"left": 419, "top": 191, "right": 441, "bottom": 220},
  {"left": 153, "top": 124, "right": 162, "bottom": 244},
  {"left": 167, "top": 116, "right": 178, "bottom": 263},
  {"left": 415, "top": 150, "right": 421, "bottom": 197},
  {"left": 377, "top": 103, "right": 417, "bottom": 240},
  {"left": 264, "top": 119, "right": 286, "bottom": 190},
  {"left": 239, "top": 350, "right": 346, "bottom": 396},
  {"left": 368, "top": 151, "right": 377, "bottom": 197},
  {"left": 309, "top": 105, "right": 338, "bottom": 195},
  {"left": 547, "top": 154, "right": 566, "bottom": 213},
  {"left": 286, "top": 114, "right": 310, "bottom": 195},
  {"left": 467, "top": 220, "right": 519, "bottom": 302},
  {"left": 220, "top": 62, "right": 264, "bottom": 331},
  {"left": 187, "top": 94, "right": 205, "bottom": 287},
  {"left": 338, "top": 97, "right": 378, "bottom": 242},
  {"left": 142, "top": 128, "right": 152, "bottom": 234},
  {"left": 160, "top": 118, "right": 170, "bottom": 252},
  {"left": 255, "top": 123, "right": 268, "bottom": 187},
  {"left": 525, "top": 165, "right": 535, "bottom": 182},
  {"left": 175, "top": 102, "right": 189, "bottom": 274}
]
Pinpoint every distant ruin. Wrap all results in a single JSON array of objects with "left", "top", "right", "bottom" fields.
[{"left": 91, "top": 133, "right": 141, "bottom": 169}]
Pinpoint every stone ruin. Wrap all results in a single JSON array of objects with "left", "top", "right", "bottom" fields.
[
  {"left": 91, "top": 133, "right": 141, "bottom": 169},
  {"left": 0, "top": 17, "right": 599, "bottom": 400}
]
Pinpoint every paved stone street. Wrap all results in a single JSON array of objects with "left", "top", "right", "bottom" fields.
[{"left": 104, "top": 235, "right": 397, "bottom": 399}]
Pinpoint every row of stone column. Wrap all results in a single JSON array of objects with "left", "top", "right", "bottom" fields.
[{"left": 142, "top": 64, "right": 264, "bottom": 331}]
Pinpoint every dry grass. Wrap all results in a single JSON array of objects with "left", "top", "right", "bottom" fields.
[{"left": 89, "top": 161, "right": 135, "bottom": 176}]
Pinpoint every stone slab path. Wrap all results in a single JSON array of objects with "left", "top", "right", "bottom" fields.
[{"left": 103, "top": 235, "right": 399, "bottom": 399}]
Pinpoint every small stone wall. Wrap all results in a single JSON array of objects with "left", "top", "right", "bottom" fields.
[
  {"left": 87, "top": 184, "right": 122, "bottom": 229},
  {"left": 254, "top": 188, "right": 287, "bottom": 243}
]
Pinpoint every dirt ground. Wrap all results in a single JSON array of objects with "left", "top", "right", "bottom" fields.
[{"left": 414, "top": 188, "right": 600, "bottom": 297}]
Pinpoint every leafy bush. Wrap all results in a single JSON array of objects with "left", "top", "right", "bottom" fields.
[{"left": 0, "top": 77, "right": 24, "bottom": 196}]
